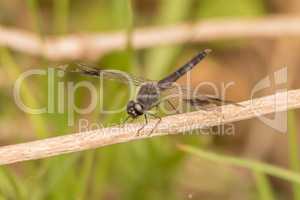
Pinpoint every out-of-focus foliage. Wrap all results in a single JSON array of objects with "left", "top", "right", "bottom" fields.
[
  {"left": 0, "top": 0, "right": 300, "bottom": 200},
  {"left": 197, "top": 0, "right": 265, "bottom": 18}
]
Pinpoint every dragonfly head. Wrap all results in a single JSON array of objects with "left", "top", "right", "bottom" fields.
[{"left": 127, "top": 100, "right": 144, "bottom": 118}]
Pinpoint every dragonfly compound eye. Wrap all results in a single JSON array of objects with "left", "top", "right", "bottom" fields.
[
  {"left": 134, "top": 103, "right": 143, "bottom": 112},
  {"left": 126, "top": 101, "right": 142, "bottom": 117}
]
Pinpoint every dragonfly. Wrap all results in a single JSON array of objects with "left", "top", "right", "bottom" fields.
[{"left": 61, "top": 49, "right": 240, "bottom": 134}]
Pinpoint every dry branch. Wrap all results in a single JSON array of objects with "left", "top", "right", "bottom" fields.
[
  {"left": 1, "top": 16, "right": 300, "bottom": 60},
  {"left": 0, "top": 89, "right": 299, "bottom": 165}
]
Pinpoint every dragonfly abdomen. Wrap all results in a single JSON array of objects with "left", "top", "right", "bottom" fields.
[{"left": 157, "top": 49, "right": 211, "bottom": 87}]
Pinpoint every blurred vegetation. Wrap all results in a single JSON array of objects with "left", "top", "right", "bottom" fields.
[{"left": 0, "top": 0, "right": 299, "bottom": 200}]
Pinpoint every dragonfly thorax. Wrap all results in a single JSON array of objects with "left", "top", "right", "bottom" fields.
[
  {"left": 136, "top": 83, "right": 160, "bottom": 110},
  {"left": 127, "top": 100, "right": 144, "bottom": 118}
]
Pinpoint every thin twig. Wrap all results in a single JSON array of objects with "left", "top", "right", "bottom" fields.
[
  {"left": 1, "top": 16, "right": 300, "bottom": 60},
  {"left": 0, "top": 89, "right": 299, "bottom": 165}
]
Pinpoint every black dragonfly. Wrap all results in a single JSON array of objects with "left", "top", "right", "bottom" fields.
[{"left": 62, "top": 49, "right": 240, "bottom": 134}]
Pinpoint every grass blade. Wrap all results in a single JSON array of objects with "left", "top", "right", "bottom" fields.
[
  {"left": 53, "top": 0, "right": 69, "bottom": 34},
  {"left": 287, "top": 110, "right": 300, "bottom": 200},
  {"left": 254, "top": 171, "right": 275, "bottom": 200},
  {"left": 178, "top": 145, "right": 300, "bottom": 184}
]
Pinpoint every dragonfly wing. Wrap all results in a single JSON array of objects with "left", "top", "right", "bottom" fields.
[
  {"left": 159, "top": 85, "right": 242, "bottom": 112},
  {"left": 183, "top": 95, "right": 236, "bottom": 106},
  {"left": 59, "top": 63, "right": 150, "bottom": 86}
]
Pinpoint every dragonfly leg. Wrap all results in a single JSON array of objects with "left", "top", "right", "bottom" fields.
[
  {"left": 166, "top": 99, "right": 180, "bottom": 114},
  {"left": 121, "top": 115, "right": 132, "bottom": 128},
  {"left": 146, "top": 112, "right": 162, "bottom": 135},
  {"left": 136, "top": 114, "right": 148, "bottom": 136},
  {"left": 152, "top": 99, "right": 179, "bottom": 115}
]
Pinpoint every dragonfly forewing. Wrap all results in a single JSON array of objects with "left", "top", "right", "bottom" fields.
[{"left": 60, "top": 63, "right": 150, "bottom": 86}]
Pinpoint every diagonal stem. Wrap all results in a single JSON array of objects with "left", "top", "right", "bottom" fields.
[{"left": 0, "top": 89, "right": 299, "bottom": 165}]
